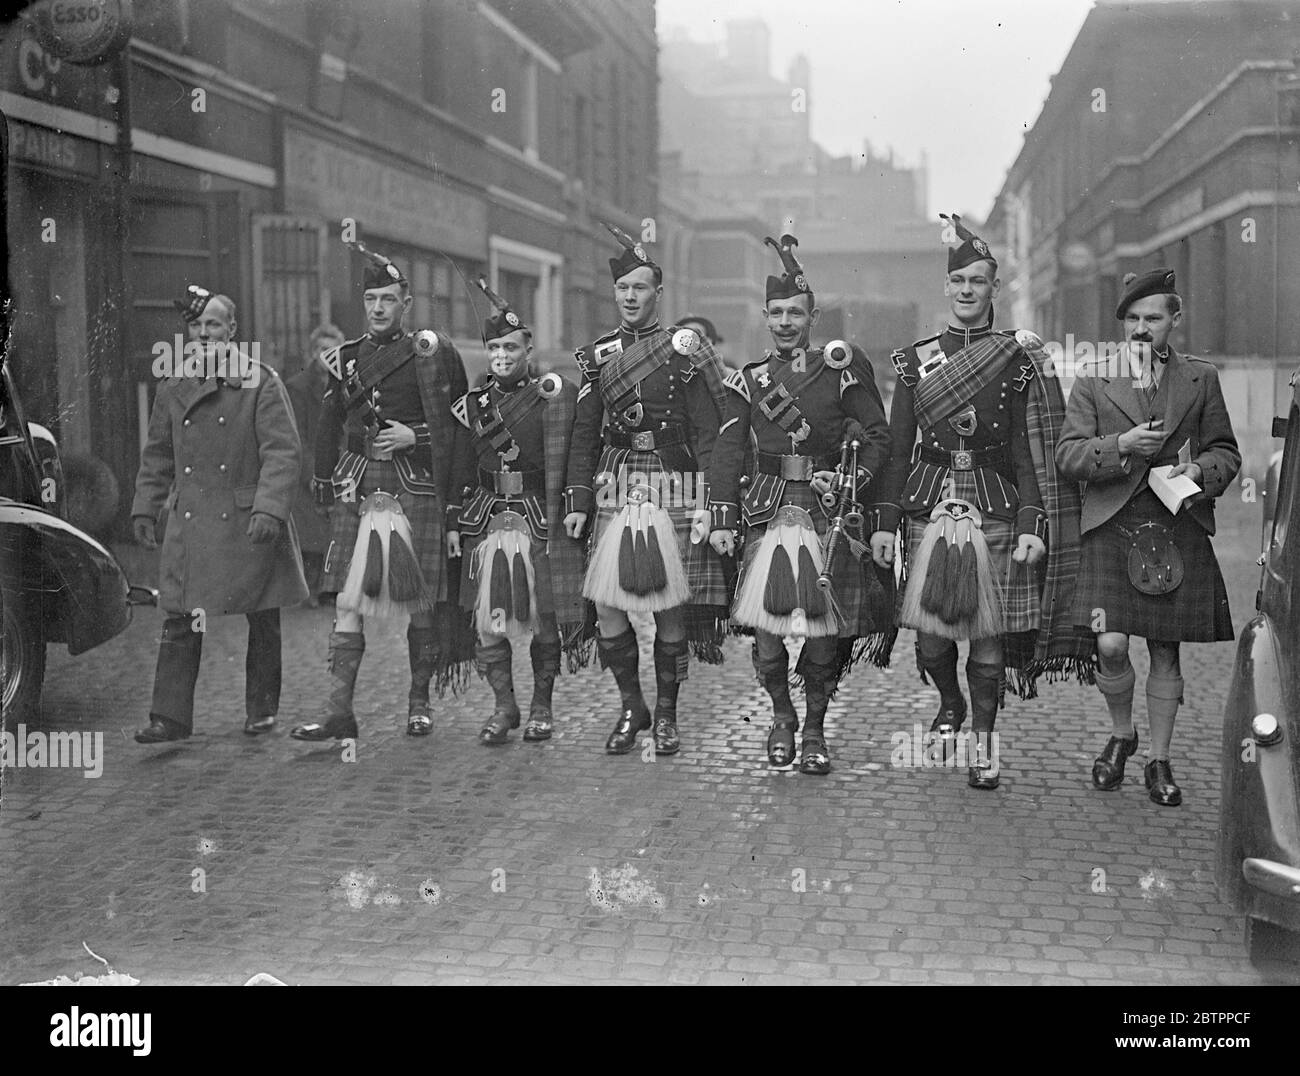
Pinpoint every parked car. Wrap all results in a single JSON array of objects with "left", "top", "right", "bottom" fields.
[
  {"left": 1, "top": 358, "right": 151, "bottom": 729},
  {"left": 1217, "top": 368, "right": 1300, "bottom": 976}
]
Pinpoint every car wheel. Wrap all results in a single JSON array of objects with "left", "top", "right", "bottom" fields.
[
  {"left": 1, "top": 584, "right": 46, "bottom": 732},
  {"left": 1246, "top": 917, "right": 1300, "bottom": 981}
]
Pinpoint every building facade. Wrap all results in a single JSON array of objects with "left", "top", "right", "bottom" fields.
[
  {"left": 986, "top": 0, "right": 1300, "bottom": 474},
  {"left": 2, "top": 0, "right": 660, "bottom": 532}
]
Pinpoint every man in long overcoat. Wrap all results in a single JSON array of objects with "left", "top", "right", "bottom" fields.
[{"left": 131, "top": 285, "right": 308, "bottom": 742}]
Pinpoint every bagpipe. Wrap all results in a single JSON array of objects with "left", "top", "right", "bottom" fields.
[{"left": 732, "top": 430, "right": 865, "bottom": 639}]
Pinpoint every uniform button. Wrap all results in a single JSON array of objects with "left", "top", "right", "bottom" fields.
[
  {"left": 217, "top": 416, "right": 226, "bottom": 425},
  {"left": 665, "top": 409, "right": 672, "bottom": 416},
  {"left": 220, "top": 512, "right": 229, "bottom": 520},
  {"left": 183, "top": 466, "right": 193, "bottom": 474},
  {"left": 992, "top": 422, "right": 999, "bottom": 429},
  {"left": 183, "top": 418, "right": 191, "bottom": 427},
  {"left": 219, "top": 464, "right": 227, "bottom": 472},
  {"left": 184, "top": 511, "right": 193, "bottom": 520}
]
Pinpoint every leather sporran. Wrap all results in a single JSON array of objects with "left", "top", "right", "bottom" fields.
[{"left": 1116, "top": 521, "right": 1183, "bottom": 596}]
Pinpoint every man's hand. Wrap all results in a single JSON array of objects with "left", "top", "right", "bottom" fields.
[
  {"left": 372, "top": 419, "right": 415, "bottom": 454},
  {"left": 1012, "top": 533, "right": 1046, "bottom": 566},
  {"left": 247, "top": 512, "right": 282, "bottom": 544},
  {"left": 564, "top": 511, "right": 588, "bottom": 539},
  {"left": 869, "top": 530, "right": 895, "bottom": 569},
  {"left": 1167, "top": 461, "right": 1203, "bottom": 485},
  {"left": 132, "top": 515, "right": 158, "bottom": 550},
  {"left": 447, "top": 530, "right": 461, "bottom": 558},
  {"left": 311, "top": 476, "right": 335, "bottom": 507},
  {"left": 810, "top": 469, "right": 836, "bottom": 498},
  {"left": 710, "top": 529, "right": 736, "bottom": 556},
  {"left": 1117, "top": 420, "right": 1165, "bottom": 461}
]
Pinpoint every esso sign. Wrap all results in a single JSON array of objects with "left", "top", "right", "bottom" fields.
[{"left": 29, "top": 0, "right": 133, "bottom": 65}]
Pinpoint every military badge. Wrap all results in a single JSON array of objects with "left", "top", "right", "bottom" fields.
[
  {"left": 672, "top": 328, "right": 700, "bottom": 356},
  {"left": 633, "top": 244, "right": 648, "bottom": 262},
  {"left": 795, "top": 273, "right": 808, "bottom": 293},
  {"left": 414, "top": 330, "right": 439, "bottom": 355},
  {"left": 823, "top": 340, "right": 852, "bottom": 369},
  {"left": 538, "top": 372, "right": 562, "bottom": 398},
  {"left": 973, "top": 238, "right": 990, "bottom": 258},
  {"left": 505, "top": 311, "right": 520, "bottom": 328}
]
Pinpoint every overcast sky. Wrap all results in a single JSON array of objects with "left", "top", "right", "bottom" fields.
[{"left": 656, "top": 0, "right": 1098, "bottom": 221}]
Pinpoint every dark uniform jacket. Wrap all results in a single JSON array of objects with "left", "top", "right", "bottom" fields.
[
  {"left": 874, "top": 324, "right": 1047, "bottom": 538},
  {"left": 314, "top": 327, "right": 469, "bottom": 529},
  {"left": 708, "top": 344, "right": 890, "bottom": 529},
  {"left": 563, "top": 321, "right": 726, "bottom": 518},
  {"left": 453, "top": 371, "right": 571, "bottom": 544},
  {"left": 1055, "top": 348, "right": 1240, "bottom": 536}
]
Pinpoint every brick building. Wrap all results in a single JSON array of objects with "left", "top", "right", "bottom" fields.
[{"left": 985, "top": 0, "right": 1300, "bottom": 472}]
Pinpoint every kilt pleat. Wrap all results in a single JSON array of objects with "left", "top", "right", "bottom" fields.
[{"left": 1070, "top": 491, "right": 1232, "bottom": 642}]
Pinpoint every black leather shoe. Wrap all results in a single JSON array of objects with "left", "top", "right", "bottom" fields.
[
  {"left": 290, "top": 717, "right": 358, "bottom": 741},
  {"left": 1092, "top": 730, "right": 1139, "bottom": 790},
  {"left": 799, "top": 732, "right": 831, "bottom": 775},
  {"left": 605, "top": 705, "right": 651, "bottom": 754},
  {"left": 244, "top": 715, "right": 275, "bottom": 735},
  {"left": 523, "top": 708, "right": 553, "bottom": 742},
  {"left": 1144, "top": 759, "right": 1182, "bottom": 806},
  {"left": 930, "top": 703, "right": 966, "bottom": 739},
  {"left": 653, "top": 717, "right": 680, "bottom": 756},
  {"left": 967, "top": 736, "right": 1000, "bottom": 789},
  {"left": 479, "top": 707, "right": 521, "bottom": 745},
  {"left": 767, "top": 722, "right": 797, "bottom": 767},
  {"left": 135, "top": 718, "right": 190, "bottom": 744}
]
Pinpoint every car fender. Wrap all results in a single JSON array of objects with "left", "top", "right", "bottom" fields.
[
  {"left": 1217, "top": 611, "right": 1300, "bottom": 928},
  {"left": 0, "top": 498, "right": 131, "bottom": 655}
]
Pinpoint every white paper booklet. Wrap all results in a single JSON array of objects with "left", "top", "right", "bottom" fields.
[{"left": 1147, "top": 466, "right": 1200, "bottom": 514}]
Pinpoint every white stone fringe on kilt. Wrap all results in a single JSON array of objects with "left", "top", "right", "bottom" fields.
[
  {"left": 899, "top": 499, "right": 1004, "bottom": 641},
  {"left": 731, "top": 506, "right": 838, "bottom": 638},
  {"left": 337, "top": 490, "right": 431, "bottom": 619},
  {"left": 468, "top": 512, "right": 538, "bottom": 638}
]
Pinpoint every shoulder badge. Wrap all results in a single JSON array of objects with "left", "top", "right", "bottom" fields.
[
  {"left": 723, "top": 368, "right": 751, "bottom": 402},
  {"left": 320, "top": 344, "right": 344, "bottom": 381},
  {"left": 538, "top": 372, "right": 563, "bottom": 399},
  {"left": 1012, "top": 353, "right": 1037, "bottom": 392},
  {"left": 672, "top": 327, "right": 701, "bottom": 356},
  {"left": 451, "top": 394, "right": 470, "bottom": 428},
  {"left": 414, "top": 330, "right": 439, "bottom": 356},
  {"left": 1012, "top": 328, "right": 1045, "bottom": 353},
  {"left": 822, "top": 340, "right": 852, "bottom": 369},
  {"left": 839, "top": 368, "right": 861, "bottom": 396}
]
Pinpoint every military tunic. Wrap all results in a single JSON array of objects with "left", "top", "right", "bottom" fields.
[
  {"left": 315, "top": 328, "right": 468, "bottom": 600},
  {"left": 708, "top": 343, "right": 893, "bottom": 637}
]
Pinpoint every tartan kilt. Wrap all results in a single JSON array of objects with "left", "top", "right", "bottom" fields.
[
  {"left": 1070, "top": 491, "right": 1233, "bottom": 642},
  {"left": 587, "top": 446, "right": 730, "bottom": 610},
  {"left": 321, "top": 458, "right": 447, "bottom": 602},
  {"left": 737, "top": 482, "right": 892, "bottom": 637},
  {"left": 903, "top": 511, "right": 1040, "bottom": 635},
  {"left": 460, "top": 518, "right": 557, "bottom": 619}
]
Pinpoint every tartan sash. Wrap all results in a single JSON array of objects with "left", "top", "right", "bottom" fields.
[
  {"left": 911, "top": 334, "right": 1020, "bottom": 430},
  {"left": 598, "top": 332, "right": 674, "bottom": 414}
]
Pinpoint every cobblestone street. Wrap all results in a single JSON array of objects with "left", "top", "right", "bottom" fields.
[{"left": 0, "top": 496, "right": 1277, "bottom": 985}]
